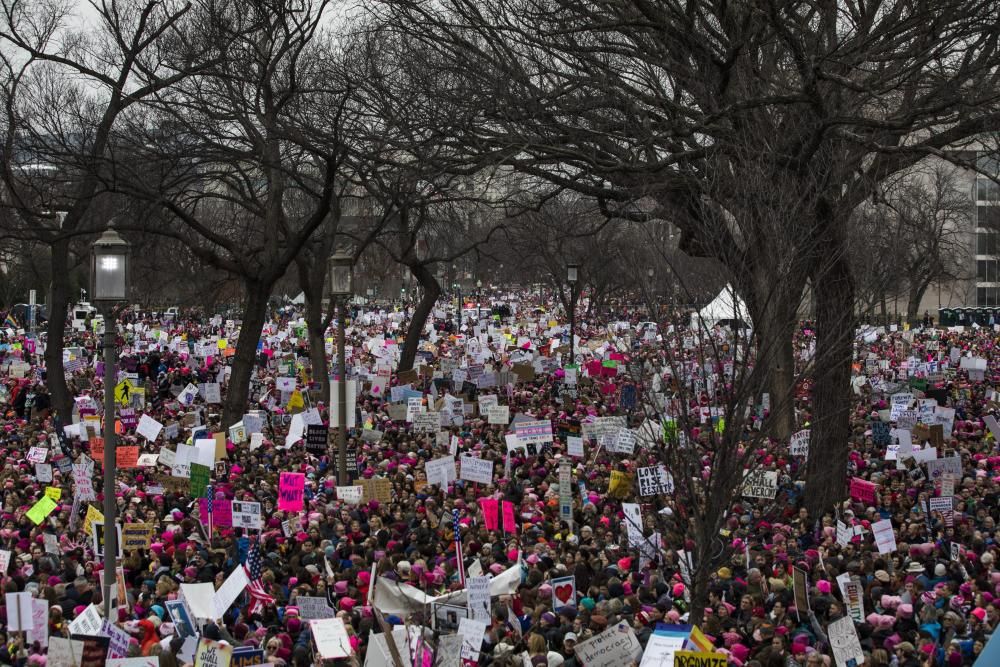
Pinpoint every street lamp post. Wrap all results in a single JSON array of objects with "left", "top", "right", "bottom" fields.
[
  {"left": 91, "top": 227, "right": 129, "bottom": 618},
  {"left": 567, "top": 263, "right": 579, "bottom": 367},
  {"left": 476, "top": 279, "right": 482, "bottom": 307},
  {"left": 328, "top": 253, "right": 354, "bottom": 485},
  {"left": 647, "top": 268, "right": 655, "bottom": 316}
]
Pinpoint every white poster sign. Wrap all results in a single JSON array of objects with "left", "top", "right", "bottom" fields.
[{"left": 459, "top": 455, "right": 494, "bottom": 484}]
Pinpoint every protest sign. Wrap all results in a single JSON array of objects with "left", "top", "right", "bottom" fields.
[
  {"left": 335, "top": 486, "right": 364, "bottom": 505},
  {"left": 136, "top": 414, "right": 163, "bottom": 441},
  {"left": 27, "top": 598, "right": 48, "bottom": 648},
  {"left": 622, "top": 502, "right": 644, "bottom": 549},
  {"left": 67, "top": 604, "right": 102, "bottom": 637},
  {"left": 673, "top": 652, "right": 726, "bottom": 667},
  {"left": 6, "top": 591, "right": 33, "bottom": 630},
  {"left": 165, "top": 599, "right": 196, "bottom": 638},
  {"left": 278, "top": 472, "right": 305, "bottom": 511},
  {"left": 793, "top": 568, "right": 810, "bottom": 617},
  {"left": 229, "top": 649, "right": 264, "bottom": 667},
  {"left": 849, "top": 477, "right": 877, "bottom": 503},
  {"left": 193, "top": 637, "right": 233, "bottom": 667},
  {"left": 92, "top": 522, "right": 123, "bottom": 559},
  {"left": 34, "top": 462, "right": 52, "bottom": 483},
  {"left": 741, "top": 470, "right": 777, "bottom": 499},
  {"left": 636, "top": 465, "right": 674, "bottom": 496},
  {"left": 836, "top": 573, "right": 865, "bottom": 623},
  {"left": 789, "top": 429, "right": 810, "bottom": 457},
  {"left": 459, "top": 455, "right": 493, "bottom": 484},
  {"left": 487, "top": 405, "right": 510, "bottom": 425},
  {"left": 305, "top": 424, "right": 328, "bottom": 453},
  {"left": 458, "top": 617, "right": 488, "bottom": 662},
  {"left": 551, "top": 575, "right": 576, "bottom": 612},
  {"left": 297, "top": 596, "right": 335, "bottom": 620},
  {"left": 48, "top": 638, "right": 85, "bottom": 667},
  {"left": 426, "top": 456, "right": 457, "bottom": 488},
  {"left": 607, "top": 428, "right": 636, "bottom": 454},
  {"left": 567, "top": 436, "right": 584, "bottom": 457},
  {"left": 309, "top": 618, "right": 354, "bottom": 660},
  {"left": 467, "top": 576, "right": 491, "bottom": 622},
  {"left": 514, "top": 419, "right": 553, "bottom": 444},
  {"left": 573, "top": 622, "right": 642, "bottom": 667},
  {"left": 608, "top": 470, "right": 632, "bottom": 498},
  {"left": 412, "top": 411, "right": 440, "bottom": 433},
  {"left": 872, "top": 519, "right": 897, "bottom": 554},
  {"left": 230, "top": 501, "right": 262, "bottom": 530},
  {"left": 26, "top": 496, "right": 58, "bottom": 525},
  {"left": 102, "top": 620, "right": 131, "bottom": 659},
  {"left": 121, "top": 523, "right": 155, "bottom": 551},
  {"left": 353, "top": 478, "right": 392, "bottom": 504},
  {"left": 638, "top": 624, "right": 692, "bottom": 667},
  {"left": 212, "top": 566, "right": 249, "bottom": 618},
  {"left": 828, "top": 616, "right": 864, "bottom": 667},
  {"left": 926, "top": 455, "right": 962, "bottom": 480}
]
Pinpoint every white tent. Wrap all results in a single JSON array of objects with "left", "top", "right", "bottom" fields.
[{"left": 695, "top": 284, "right": 751, "bottom": 327}]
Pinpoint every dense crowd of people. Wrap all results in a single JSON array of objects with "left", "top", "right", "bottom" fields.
[{"left": 0, "top": 294, "right": 996, "bottom": 667}]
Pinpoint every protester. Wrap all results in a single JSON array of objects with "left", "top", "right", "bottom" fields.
[{"left": 0, "top": 298, "right": 996, "bottom": 667}]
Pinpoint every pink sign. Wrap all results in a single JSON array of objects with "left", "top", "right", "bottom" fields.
[
  {"left": 479, "top": 498, "right": 499, "bottom": 531},
  {"left": 278, "top": 472, "right": 305, "bottom": 511},
  {"left": 502, "top": 501, "right": 516, "bottom": 534},
  {"left": 849, "top": 477, "right": 877, "bottom": 503},
  {"left": 197, "top": 499, "right": 233, "bottom": 527}
]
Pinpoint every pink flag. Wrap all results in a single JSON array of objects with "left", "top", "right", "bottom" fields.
[{"left": 502, "top": 501, "right": 516, "bottom": 533}]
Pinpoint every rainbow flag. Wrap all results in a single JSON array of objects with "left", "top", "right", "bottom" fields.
[{"left": 687, "top": 625, "right": 714, "bottom": 652}]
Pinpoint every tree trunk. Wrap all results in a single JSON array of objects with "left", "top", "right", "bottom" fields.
[
  {"left": 297, "top": 258, "right": 330, "bottom": 397},
  {"left": 744, "top": 273, "right": 802, "bottom": 442},
  {"left": 222, "top": 281, "right": 272, "bottom": 427},
  {"left": 805, "top": 215, "right": 856, "bottom": 517},
  {"left": 44, "top": 238, "right": 72, "bottom": 424},
  {"left": 906, "top": 285, "right": 927, "bottom": 324},
  {"left": 397, "top": 263, "right": 441, "bottom": 373}
]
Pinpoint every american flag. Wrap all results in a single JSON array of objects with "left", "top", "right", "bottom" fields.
[
  {"left": 243, "top": 536, "right": 274, "bottom": 616},
  {"left": 453, "top": 509, "right": 466, "bottom": 586},
  {"left": 205, "top": 485, "right": 213, "bottom": 539}
]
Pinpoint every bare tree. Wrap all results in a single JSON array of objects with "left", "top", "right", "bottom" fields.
[
  {"left": 111, "top": 0, "right": 359, "bottom": 425},
  {"left": 857, "top": 163, "right": 973, "bottom": 323},
  {"left": 0, "top": 0, "right": 217, "bottom": 421},
  {"left": 366, "top": 0, "right": 1000, "bottom": 513}
]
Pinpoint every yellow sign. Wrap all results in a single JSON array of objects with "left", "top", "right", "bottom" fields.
[
  {"left": 26, "top": 497, "right": 58, "bottom": 525},
  {"left": 84, "top": 505, "right": 105, "bottom": 537},
  {"left": 114, "top": 379, "right": 136, "bottom": 406},
  {"left": 122, "top": 523, "right": 155, "bottom": 551},
  {"left": 673, "top": 651, "right": 727, "bottom": 667},
  {"left": 217, "top": 339, "right": 228, "bottom": 350},
  {"left": 44, "top": 487, "right": 61, "bottom": 501}
]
